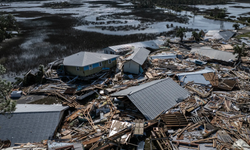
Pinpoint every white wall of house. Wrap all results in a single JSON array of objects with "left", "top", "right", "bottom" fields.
[{"left": 123, "top": 60, "right": 140, "bottom": 74}]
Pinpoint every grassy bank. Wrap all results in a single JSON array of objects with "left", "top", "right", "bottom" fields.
[{"left": 204, "top": 15, "right": 250, "bottom": 26}]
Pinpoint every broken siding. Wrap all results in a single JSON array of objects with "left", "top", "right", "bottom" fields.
[{"left": 123, "top": 60, "right": 140, "bottom": 74}]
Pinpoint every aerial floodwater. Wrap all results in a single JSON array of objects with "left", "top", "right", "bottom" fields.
[{"left": 0, "top": 0, "right": 249, "bottom": 81}]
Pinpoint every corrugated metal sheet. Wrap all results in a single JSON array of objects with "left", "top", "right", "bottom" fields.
[
  {"left": 15, "top": 104, "right": 68, "bottom": 113},
  {"left": 176, "top": 67, "right": 214, "bottom": 85},
  {"left": 0, "top": 112, "right": 64, "bottom": 146},
  {"left": 108, "top": 40, "right": 160, "bottom": 52},
  {"left": 111, "top": 78, "right": 189, "bottom": 120},
  {"left": 191, "top": 47, "right": 237, "bottom": 62},
  {"left": 0, "top": 104, "right": 68, "bottom": 146},
  {"left": 126, "top": 48, "right": 150, "bottom": 65},
  {"left": 151, "top": 53, "right": 176, "bottom": 60},
  {"left": 219, "top": 31, "right": 235, "bottom": 41},
  {"left": 63, "top": 52, "right": 119, "bottom": 67}
]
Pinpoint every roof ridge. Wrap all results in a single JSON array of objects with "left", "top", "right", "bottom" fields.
[{"left": 128, "top": 78, "right": 169, "bottom": 96}]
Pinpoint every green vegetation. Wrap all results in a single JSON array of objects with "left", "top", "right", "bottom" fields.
[
  {"left": 233, "top": 23, "right": 240, "bottom": 30},
  {"left": 0, "top": 64, "right": 16, "bottom": 114},
  {"left": 43, "top": 2, "right": 71, "bottom": 8},
  {"left": 237, "top": 16, "right": 250, "bottom": 24},
  {"left": 209, "top": 7, "right": 227, "bottom": 19},
  {"left": 0, "top": 14, "right": 19, "bottom": 42},
  {"left": 191, "top": 30, "right": 204, "bottom": 41},
  {"left": 176, "top": 27, "right": 186, "bottom": 42},
  {"left": 233, "top": 43, "right": 248, "bottom": 63},
  {"left": 132, "top": 0, "right": 231, "bottom": 8},
  {"left": 235, "top": 32, "right": 250, "bottom": 39}
]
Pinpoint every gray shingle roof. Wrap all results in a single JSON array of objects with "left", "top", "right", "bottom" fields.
[
  {"left": 191, "top": 47, "right": 237, "bottom": 62},
  {"left": 111, "top": 78, "right": 189, "bottom": 120},
  {"left": 63, "top": 52, "right": 119, "bottom": 67},
  {"left": 0, "top": 104, "right": 68, "bottom": 146},
  {"left": 126, "top": 48, "right": 150, "bottom": 65}
]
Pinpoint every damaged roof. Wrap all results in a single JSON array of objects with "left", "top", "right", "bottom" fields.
[
  {"left": 111, "top": 78, "right": 189, "bottom": 120},
  {"left": 63, "top": 52, "right": 119, "bottom": 67},
  {"left": 107, "top": 40, "right": 160, "bottom": 52},
  {"left": 176, "top": 67, "right": 215, "bottom": 85},
  {"left": 204, "top": 30, "right": 235, "bottom": 41},
  {"left": 0, "top": 104, "right": 68, "bottom": 146},
  {"left": 191, "top": 47, "right": 237, "bottom": 62},
  {"left": 126, "top": 48, "right": 150, "bottom": 65}
]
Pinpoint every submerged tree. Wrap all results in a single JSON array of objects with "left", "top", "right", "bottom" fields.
[
  {"left": 0, "top": 64, "right": 16, "bottom": 114},
  {"left": 233, "top": 43, "right": 248, "bottom": 63},
  {"left": 176, "top": 27, "right": 186, "bottom": 42}
]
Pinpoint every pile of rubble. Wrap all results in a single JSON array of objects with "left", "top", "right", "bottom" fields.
[{"left": 3, "top": 36, "right": 250, "bottom": 150}]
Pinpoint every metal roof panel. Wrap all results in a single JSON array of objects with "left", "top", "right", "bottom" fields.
[{"left": 112, "top": 78, "right": 189, "bottom": 120}]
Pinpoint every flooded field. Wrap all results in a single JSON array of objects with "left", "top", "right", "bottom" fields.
[{"left": 0, "top": 0, "right": 249, "bottom": 81}]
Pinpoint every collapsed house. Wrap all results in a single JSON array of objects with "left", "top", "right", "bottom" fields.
[
  {"left": 0, "top": 104, "right": 68, "bottom": 146},
  {"left": 63, "top": 52, "right": 119, "bottom": 77},
  {"left": 123, "top": 48, "right": 150, "bottom": 74},
  {"left": 176, "top": 67, "right": 215, "bottom": 85},
  {"left": 204, "top": 30, "right": 235, "bottom": 41},
  {"left": 191, "top": 46, "right": 237, "bottom": 63},
  {"left": 103, "top": 40, "right": 159, "bottom": 55},
  {"left": 150, "top": 53, "right": 177, "bottom": 60},
  {"left": 111, "top": 78, "right": 189, "bottom": 120},
  {"left": 240, "top": 37, "right": 250, "bottom": 46},
  {"left": 3, "top": 28, "right": 250, "bottom": 149}
]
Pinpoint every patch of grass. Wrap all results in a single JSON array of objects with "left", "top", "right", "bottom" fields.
[
  {"left": 204, "top": 15, "right": 250, "bottom": 26},
  {"left": 29, "top": 96, "right": 62, "bottom": 104},
  {"left": 236, "top": 31, "right": 250, "bottom": 39}
]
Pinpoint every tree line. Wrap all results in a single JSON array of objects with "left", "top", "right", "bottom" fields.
[
  {"left": 131, "top": 0, "right": 231, "bottom": 8},
  {"left": 0, "top": 14, "right": 19, "bottom": 42}
]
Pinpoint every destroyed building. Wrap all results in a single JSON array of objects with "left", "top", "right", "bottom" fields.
[
  {"left": 103, "top": 40, "right": 159, "bottom": 55},
  {"left": 111, "top": 78, "right": 189, "bottom": 120},
  {"left": 3, "top": 30, "right": 250, "bottom": 150},
  {"left": 0, "top": 104, "right": 68, "bottom": 146},
  {"left": 123, "top": 47, "right": 150, "bottom": 74},
  {"left": 204, "top": 30, "right": 235, "bottom": 41},
  {"left": 63, "top": 52, "right": 119, "bottom": 77},
  {"left": 191, "top": 46, "right": 237, "bottom": 63}
]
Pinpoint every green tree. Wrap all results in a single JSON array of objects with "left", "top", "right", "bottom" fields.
[
  {"left": 232, "top": 23, "right": 240, "bottom": 30},
  {"left": 176, "top": 27, "right": 186, "bottom": 42},
  {"left": 0, "top": 64, "right": 16, "bottom": 114},
  {"left": 192, "top": 31, "right": 200, "bottom": 41},
  {"left": 199, "top": 30, "right": 205, "bottom": 37},
  {"left": 0, "top": 14, "right": 18, "bottom": 42},
  {"left": 233, "top": 43, "right": 248, "bottom": 63},
  {"left": 0, "top": 29, "right": 5, "bottom": 42}
]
